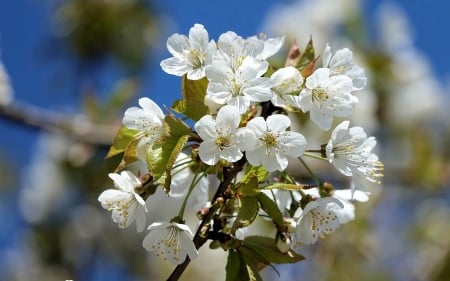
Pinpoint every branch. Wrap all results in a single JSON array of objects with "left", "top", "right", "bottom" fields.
[
  {"left": 0, "top": 101, "right": 117, "bottom": 145},
  {"left": 167, "top": 156, "right": 247, "bottom": 281}
]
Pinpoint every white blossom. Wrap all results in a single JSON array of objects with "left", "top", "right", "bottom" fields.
[
  {"left": 161, "top": 23, "right": 216, "bottom": 80},
  {"left": 214, "top": 31, "right": 283, "bottom": 71},
  {"left": 98, "top": 171, "right": 147, "bottom": 232},
  {"left": 303, "top": 187, "right": 369, "bottom": 224},
  {"left": 205, "top": 56, "right": 273, "bottom": 113},
  {"left": 270, "top": 66, "right": 304, "bottom": 109},
  {"left": 294, "top": 197, "right": 343, "bottom": 245},
  {"left": 299, "top": 68, "right": 357, "bottom": 130},
  {"left": 326, "top": 121, "right": 383, "bottom": 194},
  {"left": 122, "top": 97, "right": 164, "bottom": 160},
  {"left": 322, "top": 43, "right": 367, "bottom": 90},
  {"left": 195, "top": 105, "right": 254, "bottom": 165},
  {"left": 142, "top": 222, "right": 198, "bottom": 265},
  {"left": 246, "top": 114, "right": 307, "bottom": 172}
]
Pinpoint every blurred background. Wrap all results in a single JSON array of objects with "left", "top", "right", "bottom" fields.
[{"left": 0, "top": 0, "right": 449, "bottom": 280}]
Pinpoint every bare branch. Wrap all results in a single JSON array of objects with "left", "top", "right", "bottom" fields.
[{"left": 0, "top": 101, "right": 117, "bottom": 145}]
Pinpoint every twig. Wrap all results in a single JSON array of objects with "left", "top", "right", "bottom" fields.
[
  {"left": 0, "top": 101, "right": 117, "bottom": 145},
  {"left": 166, "top": 157, "right": 247, "bottom": 281}
]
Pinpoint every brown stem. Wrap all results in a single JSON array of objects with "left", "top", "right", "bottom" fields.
[
  {"left": 0, "top": 101, "right": 116, "bottom": 145},
  {"left": 166, "top": 157, "right": 247, "bottom": 281},
  {"left": 166, "top": 101, "right": 277, "bottom": 281}
]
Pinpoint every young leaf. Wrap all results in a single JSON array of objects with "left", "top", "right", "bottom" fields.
[
  {"left": 241, "top": 165, "right": 268, "bottom": 184},
  {"left": 233, "top": 196, "right": 259, "bottom": 229},
  {"left": 172, "top": 75, "right": 209, "bottom": 121},
  {"left": 296, "top": 37, "right": 318, "bottom": 77},
  {"left": 243, "top": 236, "right": 304, "bottom": 264},
  {"left": 238, "top": 176, "right": 260, "bottom": 197},
  {"left": 106, "top": 125, "right": 138, "bottom": 158},
  {"left": 285, "top": 39, "right": 301, "bottom": 67},
  {"left": 145, "top": 114, "right": 191, "bottom": 192},
  {"left": 256, "top": 193, "right": 284, "bottom": 229}
]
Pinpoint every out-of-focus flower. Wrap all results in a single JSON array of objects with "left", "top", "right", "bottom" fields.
[
  {"left": 0, "top": 61, "right": 13, "bottom": 105},
  {"left": 169, "top": 153, "right": 209, "bottom": 211},
  {"left": 98, "top": 170, "right": 147, "bottom": 232},
  {"left": 142, "top": 222, "right": 198, "bottom": 265}
]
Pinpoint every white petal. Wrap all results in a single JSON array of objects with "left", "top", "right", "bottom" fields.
[
  {"left": 108, "top": 173, "right": 133, "bottom": 192},
  {"left": 179, "top": 230, "right": 199, "bottom": 261},
  {"left": 198, "top": 140, "right": 221, "bottom": 165},
  {"left": 134, "top": 205, "right": 147, "bottom": 232},
  {"left": 187, "top": 68, "right": 205, "bottom": 80},
  {"left": 278, "top": 132, "right": 307, "bottom": 157},
  {"left": 246, "top": 117, "right": 267, "bottom": 137},
  {"left": 189, "top": 23, "right": 208, "bottom": 47},
  {"left": 258, "top": 36, "right": 285, "bottom": 60},
  {"left": 266, "top": 114, "right": 290, "bottom": 133},
  {"left": 98, "top": 189, "right": 129, "bottom": 207},
  {"left": 166, "top": 34, "right": 189, "bottom": 56},
  {"left": 161, "top": 57, "right": 191, "bottom": 76},
  {"left": 310, "top": 107, "right": 333, "bottom": 131},
  {"left": 195, "top": 115, "right": 217, "bottom": 140},
  {"left": 228, "top": 95, "right": 250, "bottom": 114},
  {"left": 138, "top": 98, "right": 164, "bottom": 120},
  {"left": 216, "top": 105, "right": 240, "bottom": 130},
  {"left": 306, "top": 68, "right": 329, "bottom": 89}
]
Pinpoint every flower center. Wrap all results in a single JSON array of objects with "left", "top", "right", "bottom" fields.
[
  {"left": 187, "top": 49, "right": 204, "bottom": 68},
  {"left": 215, "top": 135, "right": 232, "bottom": 150},
  {"left": 312, "top": 87, "right": 329, "bottom": 101},
  {"left": 230, "top": 77, "right": 242, "bottom": 97},
  {"left": 260, "top": 132, "right": 279, "bottom": 155}
]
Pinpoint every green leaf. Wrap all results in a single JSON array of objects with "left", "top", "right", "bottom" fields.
[
  {"left": 233, "top": 196, "right": 259, "bottom": 229},
  {"left": 172, "top": 75, "right": 209, "bottom": 121},
  {"left": 256, "top": 193, "right": 284, "bottom": 229},
  {"left": 239, "top": 247, "right": 264, "bottom": 281},
  {"left": 243, "top": 236, "right": 305, "bottom": 264},
  {"left": 146, "top": 114, "right": 191, "bottom": 192},
  {"left": 106, "top": 125, "right": 138, "bottom": 158},
  {"left": 239, "top": 176, "right": 260, "bottom": 197},
  {"left": 226, "top": 250, "right": 249, "bottom": 281}
]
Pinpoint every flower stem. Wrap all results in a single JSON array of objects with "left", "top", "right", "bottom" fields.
[
  {"left": 298, "top": 156, "right": 321, "bottom": 186},
  {"left": 176, "top": 171, "right": 204, "bottom": 221}
]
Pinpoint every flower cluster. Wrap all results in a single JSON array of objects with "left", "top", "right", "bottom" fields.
[{"left": 97, "top": 23, "right": 383, "bottom": 280}]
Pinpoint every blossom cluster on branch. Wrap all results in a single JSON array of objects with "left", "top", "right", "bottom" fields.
[{"left": 97, "top": 23, "right": 383, "bottom": 281}]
